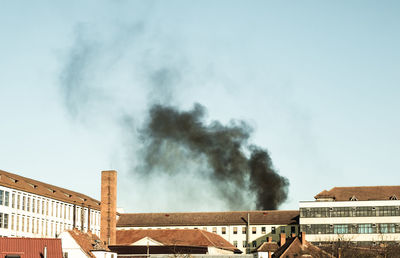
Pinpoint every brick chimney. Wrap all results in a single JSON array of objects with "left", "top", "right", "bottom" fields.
[
  {"left": 100, "top": 170, "right": 117, "bottom": 246},
  {"left": 280, "top": 233, "right": 286, "bottom": 246},
  {"left": 300, "top": 232, "right": 306, "bottom": 245}
]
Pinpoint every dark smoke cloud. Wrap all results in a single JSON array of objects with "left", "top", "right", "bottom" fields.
[{"left": 139, "top": 103, "right": 289, "bottom": 210}]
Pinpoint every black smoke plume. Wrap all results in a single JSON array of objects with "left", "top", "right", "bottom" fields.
[{"left": 139, "top": 103, "right": 289, "bottom": 210}]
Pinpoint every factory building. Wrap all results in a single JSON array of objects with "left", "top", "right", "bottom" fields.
[
  {"left": 299, "top": 186, "right": 400, "bottom": 244},
  {"left": 116, "top": 210, "right": 300, "bottom": 253},
  {"left": 0, "top": 169, "right": 101, "bottom": 238}
]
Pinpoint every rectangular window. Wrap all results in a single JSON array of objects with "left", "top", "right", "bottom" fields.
[
  {"left": 222, "top": 227, "right": 226, "bottom": 234},
  {"left": 26, "top": 217, "right": 30, "bottom": 233},
  {"left": 42, "top": 200, "right": 45, "bottom": 215},
  {"left": 4, "top": 214, "right": 8, "bottom": 229},
  {"left": 12, "top": 193, "right": 15, "bottom": 208},
  {"left": 233, "top": 227, "right": 238, "bottom": 234},
  {"left": 32, "top": 198, "right": 35, "bottom": 212},
  {"left": 242, "top": 227, "right": 246, "bottom": 234},
  {"left": 17, "top": 195, "right": 20, "bottom": 209},
  {"left": 272, "top": 227, "right": 276, "bottom": 234},
  {"left": 358, "top": 224, "right": 374, "bottom": 234},
  {"left": 32, "top": 218, "right": 35, "bottom": 233},
  {"left": 27, "top": 197, "right": 30, "bottom": 212},
  {"left": 22, "top": 196, "right": 26, "bottom": 211},
  {"left": 252, "top": 240, "right": 257, "bottom": 247},
  {"left": 0, "top": 190, "right": 3, "bottom": 205},
  {"left": 0, "top": 213, "right": 3, "bottom": 228},
  {"left": 233, "top": 240, "right": 238, "bottom": 247},
  {"left": 16, "top": 216, "right": 19, "bottom": 231},
  {"left": 242, "top": 241, "right": 247, "bottom": 248},
  {"left": 212, "top": 227, "right": 217, "bottom": 233},
  {"left": 51, "top": 201, "right": 54, "bottom": 216},
  {"left": 261, "top": 226, "right": 266, "bottom": 234},
  {"left": 5, "top": 191, "right": 9, "bottom": 206},
  {"left": 334, "top": 224, "right": 349, "bottom": 234},
  {"left": 56, "top": 203, "right": 58, "bottom": 217},
  {"left": 22, "top": 216, "right": 25, "bottom": 232},
  {"left": 252, "top": 227, "right": 256, "bottom": 234},
  {"left": 11, "top": 214, "right": 14, "bottom": 230},
  {"left": 291, "top": 226, "right": 296, "bottom": 234},
  {"left": 280, "top": 227, "right": 286, "bottom": 233}
]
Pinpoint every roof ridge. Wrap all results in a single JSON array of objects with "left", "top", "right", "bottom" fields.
[{"left": 198, "top": 229, "right": 218, "bottom": 248}]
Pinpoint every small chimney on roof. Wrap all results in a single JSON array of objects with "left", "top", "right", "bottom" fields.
[
  {"left": 280, "top": 233, "right": 286, "bottom": 246},
  {"left": 301, "top": 232, "right": 306, "bottom": 245}
]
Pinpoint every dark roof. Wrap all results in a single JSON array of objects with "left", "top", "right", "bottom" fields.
[
  {"left": 67, "top": 229, "right": 110, "bottom": 258},
  {"left": 314, "top": 186, "right": 400, "bottom": 201},
  {"left": 109, "top": 245, "right": 209, "bottom": 255},
  {"left": 116, "top": 229, "right": 241, "bottom": 253},
  {"left": 0, "top": 169, "right": 100, "bottom": 209},
  {"left": 0, "top": 238, "right": 62, "bottom": 258},
  {"left": 117, "top": 210, "right": 299, "bottom": 227}
]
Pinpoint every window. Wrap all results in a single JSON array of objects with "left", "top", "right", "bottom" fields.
[
  {"left": 17, "top": 195, "right": 20, "bottom": 209},
  {"left": 222, "top": 227, "right": 226, "bottom": 234},
  {"left": 233, "top": 240, "right": 238, "bottom": 247},
  {"left": 358, "top": 224, "right": 374, "bottom": 234},
  {"left": 272, "top": 226, "right": 276, "bottom": 234},
  {"left": 261, "top": 226, "right": 266, "bottom": 234},
  {"left": 26, "top": 217, "right": 30, "bottom": 232},
  {"left": 280, "top": 227, "right": 286, "bottom": 233},
  {"left": 42, "top": 200, "right": 45, "bottom": 214},
  {"left": 22, "top": 196, "right": 26, "bottom": 211},
  {"left": 6, "top": 255, "right": 21, "bottom": 258},
  {"left": 252, "top": 227, "right": 256, "bottom": 234},
  {"left": 212, "top": 227, "right": 217, "bottom": 233},
  {"left": 63, "top": 252, "right": 69, "bottom": 258},
  {"left": 5, "top": 191, "right": 9, "bottom": 206},
  {"left": 0, "top": 190, "right": 3, "bottom": 205},
  {"left": 22, "top": 216, "right": 25, "bottom": 232},
  {"left": 203, "top": 227, "right": 207, "bottom": 231},
  {"left": 12, "top": 193, "right": 15, "bottom": 208},
  {"left": 252, "top": 240, "right": 257, "bottom": 247},
  {"left": 0, "top": 213, "right": 3, "bottom": 228},
  {"left": 11, "top": 214, "right": 14, "bottom": 230},
  {"left": 4, "top": 214, "right": 8, "bottom": 229},
  {"left": 27, "top": 197, "right": 30, "bottom": 212},
  {"left": 51, "top": 202, "right": 54, "bottom": 216},
  {"left": 233, "top": 227, "right": 238, "bottom": 234},
  {"left": 334, "top": 224, "right": 348, "bottom": 234},
  {"left": 242, "top": 241, "right": 247, "bottom": 248},
  {"left": 291, "top": 226, "right": 296, "bottom": 234},
  {"left": 242, "top": 227, "right": 246, "bottom": 234}
]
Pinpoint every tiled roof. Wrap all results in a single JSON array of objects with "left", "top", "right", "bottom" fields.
[
  {"left": 67, "top": 228, "right": 110, "bottom": 258},
  {"left": 0, "top": 169, "right": 100, "bottom": 209},
  {"left": 116, "top": 229, "right": 241, "bottom": 253},
  {"left": 0, "top": 238, "right": 62, "bottom": 258},
  {"left": 117, "top": 210, "right": 299, "bottom": 227},
  {"left": 314, "top": 186, "right": 400, "bottom": 201},
  {"left": 272, "top": 237, "right": 333, "bottom": 258},
  {"left": 256, "top": 242, "right": 279, "bottom": 252}
]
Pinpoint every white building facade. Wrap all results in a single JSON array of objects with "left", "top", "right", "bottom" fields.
[
  {"left": 0, "top": 169, "right": 101, "bottom": 238},
  {"left": 300, "top": 186, "right": 400, "bottom": 244}
]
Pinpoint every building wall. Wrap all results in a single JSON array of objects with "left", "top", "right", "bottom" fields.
[
  {"left": 0, "top": 185, "right": 101, "bottom": 238},
  {"left": 59, "top": 231, "right": 89, "bottom": 258},
  {"left": 299, "top": 200, "right": 400, "bottom": 243},
  {"left": 117, "top": 224, "right": 298, "bottom": 253}
]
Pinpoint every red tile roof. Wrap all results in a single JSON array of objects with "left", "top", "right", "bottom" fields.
[
  {"left": 67, "top": 229, "right": 110, "bottom": 258},
  {"left": 117, "top": 210, "right": 299, "bottom": 227},
  {"left": 0, "top": 169, "right": 100, "bottom": 209},
  {"left": 314, "top": 186, "right": 400, "bottom": 201},
  {"left": 272, "top": 236, "right": 333, "bottom": 257},
  {"left": 256, "top": 242, "right": 279, "bottom": 252},
  {"left": 116, "top": 229, "right": 241, "bottom": 253},
  {"left": 0, "top": 238, "right": 62, "bottom": 258}
]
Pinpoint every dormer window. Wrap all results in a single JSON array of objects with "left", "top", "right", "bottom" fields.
[
  {"left": 48, "top": 188, "right": 56, "bottom": 193},
  {"left": 28, "top": 183, "right": 37, "bottom": 189},
  {"left": 390, "top": 195, "right": 398, "bottom": 200},
  {"left": 9, "top": 177, "right": 18, "bottom": 183},
  {"left": 350, "top": 196, "right": 358, "bottom": 201}
]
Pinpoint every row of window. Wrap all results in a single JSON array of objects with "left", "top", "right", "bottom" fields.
[
  {"left": 300, "top": 206, "right": 400, "bottom": 218},
  {"left": 4, "top": 191, "right": 100, "bottom": 226},
  {"left": 233, "top": 240, "right": 268, "bottom": 248},
  {"left": 195, "top": 226, "right": 296, "bottom": 235},
  {"left": 301, "top": 223, "right": 400, "bottom": 235}
]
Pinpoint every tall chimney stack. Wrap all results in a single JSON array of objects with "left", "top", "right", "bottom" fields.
[{"left": 100, "top": 170, "right": 117, "bottom": 246}]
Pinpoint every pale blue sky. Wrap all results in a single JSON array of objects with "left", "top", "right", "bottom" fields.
[{"left": 0, "top": 0, "right": 399, "bottom": 212}]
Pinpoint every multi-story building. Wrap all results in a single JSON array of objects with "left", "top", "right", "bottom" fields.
[
  {"left": 0, "top": 169, "right": 101, "bottom": 238},
  {"left": 299, "top": 186, "right": 400, "bottom": 244},
  {"left": 116, "top": 210, "right": 299, "bottom": 253}
]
